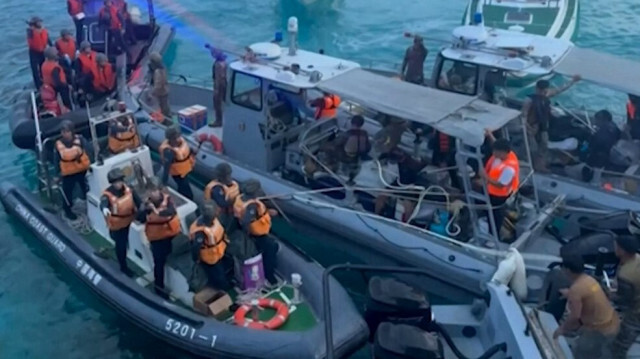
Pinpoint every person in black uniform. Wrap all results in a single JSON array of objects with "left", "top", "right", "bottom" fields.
[{"left": 100, "top": 167, "right": 142, "bottom": 276}]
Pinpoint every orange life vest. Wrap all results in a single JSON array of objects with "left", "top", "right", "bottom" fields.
[
  {"left": 55, "top": 38, "right": 76, "bottom": 61},
  {"left": 99, "top": 5, "right": 122, "bottom": 30},
  {"left": 27, "top": 28, "right": 49, "bottom": 52},
  {"left": 145, "top": 193, "right": 181, "bottom": 241},
  {"left": 67, "top": 0, "right": 84, "bottom": 16},
  {"left": 78, "top": 51, "right": 98, "bottom": 75},
  {"left": 484, "top": 151, "right": 520, "bottom": 197},
  {"left": 315, "top": 94, "right": 341, "bottom": 120},
  {"left": 233, "top": 197, "right": 272, "bottom": 236},
  {"left": 40, "top": 84, "right": 63, "bottom": 116},
  {"left": 438, "top": 132, "right": 450, "bottom": 153},
  {"left": 108, "top": 116, "right": 140, "bottom": 154},
  {"left": 56, "top": 136, "right": 90, "bottom": 176},
  {"left": 103, "top": 185, "right": 136, "bottom": 231},
  {"left": 41, "top": 60, "right": 67, "bottom": 87},
  {"left": 159, "top": 138, "right": 194, "bottom": 178},
  {"left": 628, "top": 101, "right": 637, "bottom": 122},
  {"left": 189, "top": 218, "right": 228, "bottom": 265},
  {"left": 203, "top": 180, "right": 240, "bottom": 205},
  {"left": 93, "top": 63, "right": 116, "bottom": 93}
]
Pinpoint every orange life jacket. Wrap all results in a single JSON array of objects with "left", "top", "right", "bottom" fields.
[
  {"left": 484, "top": 151, "right": 520, "bottom": 197},
  {"left": 93, "top": 63, "right": 116, "bottom": 93},
  {"left": 233, "top": 197, "right": 272, "bottom": 236},
  {"left": 438, "top": 132, "right": 450, "bottom": 153},
  {"left": 108, "top": 116, "right": 140, "bottom": 154},
  {"left": 67, "top": 0, "right": 84, "bottom": 16},
  {"left": 159, "top": 138, "right": 194, "bottom": 178},
  {"left": 99, "top": 5, "right": 122, "bottom": 30},
  {"left": 189, "top": 218, "right": 228, "bottom": 265},
  {"left": 27, "top": 28, "right": 49, "bottom": 52},
  {"left": 40, "top": 84, "right": 63, "bottom": 116},
  {"left": 628, "top": 101, "right": 637, "bottom": 122},
  {"left": 315, "top": 94, "right": 341, "bottom": 120},
  {"left": 203, "top": 180, "right": 240, "bottom": 206},
  {"left": 55, "top": 38, "right": 76, "bottom": 61},
  {"left": 103, "top": 185, "right": 136, "bottom": 231},
  {"left": 41, "top": 60, "right": 67, "bottom": 87},
  {"left": 56, "top": 136, "right": 90, "bottom": 176},
  {"left": 78, "top": 51, "right": 98, "bottom": 75},
  {"left": 145, "top": 193, "right": 181, "bottom": 241}
]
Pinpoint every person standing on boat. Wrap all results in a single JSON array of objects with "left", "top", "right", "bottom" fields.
[
  {"left": 204, "top": 163, "right": 240, "bottom": 219},
  {"left": 100, "top": 167, "right": 142, "bottom": 277},
  {"left": 234, "top": 179, "right": 279, "bottom": 286},
  {"left": 335, "top": 115, "right": 371, "bottom": 185},
  {"left": 521, "top": 75, "right": 581, "bottom": 172},
  {"left": 582, "top": 110, "right": 620, "bottom": 183},
  {"left": 400, "top": 35, "right": 427, "bottom": 85},
  {"left": 76, "top": 41, "right": 98, "bottom": 99},
  {"left": 610, "top": 235, "right": 640, "bottom": 358},
  {"left": 26, "top": 16, "right": 51, "bottom": 89},
  {"left": 626, "top": 94, "right": 640, "bottom": 140},
  {"left": 148, "top": 52, "right": 171, "bottom": 119},
  {"left": 430, "top": 130, "right": 461, "bottom": 189},
  {"left": 67, "top": 0, "right": 85, "bottom": 45},
  {"left": 99, "top": 0, "right": 125, "bottom": 55},
  {"left": 53, "top": 120, "right": 92, "bottom": 221},
  {"left": 138, "top": 179, "right": 181, "bottom": 299},
  {"left": 108, "top": 102, "right": 140, "bottom": 154},
  {"left": 55, "top": 29, "right": 76, "bottom": 85},
  {"left": 208, "top": 46, "right": 227, "bottom": 127},
  {"left": 189, "top": 201, "right": 232, "bottom": 291},
  {"left": 553, "top": 255, "right": 619, "bottom": 359},
  {"left": 480, "top": 132, "right": 519, "bottom": 240},
  {"left": 41, "top": 47, "right": 73, "bottom": 110},
  {"left": 309, "top": 92, "right": 341, "bottom": 121},
  {"left": 91, "top": 53, "right": 116, "bottom": 97},
  {"left": 160, "top": 126, "right": 195, "bottom": 201}
]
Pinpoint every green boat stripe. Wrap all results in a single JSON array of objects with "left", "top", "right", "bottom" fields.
[{"left": 557, "top": 0, "right": 578, "bottom": 40}]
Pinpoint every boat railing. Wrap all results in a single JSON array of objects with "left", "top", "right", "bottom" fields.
[{"left": 167, "top": 73, "right": 214, "bottom": 89}]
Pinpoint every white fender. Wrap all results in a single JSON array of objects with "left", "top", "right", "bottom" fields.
[{"left": 491, "top": 248, "right": 528, "bottom": 300}]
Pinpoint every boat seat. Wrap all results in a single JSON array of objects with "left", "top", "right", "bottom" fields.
[
  {"left": 374, "top": 323, "right": 442, "bottom": 359},
  {"left": 268, "top": 101, "right": 295, "bottom": 126},
  {"left": 166, "top": 234, "right": 195, "bottom": 280},
  {"left": 368, "top": 277, "right": 430, "bottom": 311}
]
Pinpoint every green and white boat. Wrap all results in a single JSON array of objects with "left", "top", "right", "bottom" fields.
[{"left": 463, "top": 0, "right": 579, "bottom": 40}]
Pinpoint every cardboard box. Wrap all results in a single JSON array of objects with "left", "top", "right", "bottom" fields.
[
  {"left": 193, "top": 287, "right": 232, "bottom": 318},
  {"left": 178, "top": 105, "right": 208, "bottom": 132}
]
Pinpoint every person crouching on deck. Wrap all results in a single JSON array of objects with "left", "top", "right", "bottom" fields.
[
  {"left": 233, "top": 179, "right": 280, "bottom": 287},
  {"left": 160, "top": 126, "right": 195, "bottom": 200},
  {"left": 138, "top": 179, "right": 181, "bottom": 299},
  {"left": 53, "top": 120, "right": 92, "bottom": 221},
  {"left": 100, "top": 167, "right": 142, "bottom": 276},
  {"left": 189, "top": 201, "right": 232, "bottom": 291}
]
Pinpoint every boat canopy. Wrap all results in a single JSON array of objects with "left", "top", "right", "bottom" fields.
[
  {"left": 317, "top": 68, "right": 521, "bottom": 147},
  {"left": 554, "top": 47, "right": 640, "bottom": 97}
]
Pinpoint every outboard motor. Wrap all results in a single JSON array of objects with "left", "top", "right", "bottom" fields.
[{"left": 559, "top": 232, "right": 618, "bottom": 275}]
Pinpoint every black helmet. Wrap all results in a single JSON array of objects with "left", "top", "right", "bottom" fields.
[
  {"left": 44, "top": 46, "right": 58, "bottom": 60},
  {"left": 165, "top": 126, "right": 180, "bottom": 141},
  {"left": 242, "top": 178, "right": 264, "bottom": 197},
  {"left": 214, "top": 162, "right": 232, "bottom": 178},
  {"left": 107, "top": 168, "right": 125, "bottom": 183},
  {"left": 60, "top": 120, "right": 74, "bottom": 133},
  {"left": 200, "top": 200, "right": 218, "bottom": 220},
  {"left": 148, "top": 176, "right": 163, "bottom": 191}
]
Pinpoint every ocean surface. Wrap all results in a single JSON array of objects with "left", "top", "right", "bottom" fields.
[{"left": 0, "top": 0, "right": 638, "bottom": 358}]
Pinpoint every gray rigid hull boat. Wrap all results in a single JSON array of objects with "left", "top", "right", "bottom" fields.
[
  {"left": 129, "top": 17, "right": 598, "bottom": 305},
  {"left": 1, "top": 109, "right": 368, "bottom": 359}
]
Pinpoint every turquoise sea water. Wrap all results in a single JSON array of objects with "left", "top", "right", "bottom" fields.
[{"left": 0, "top": 0, "right": 638, "bottom": 357}]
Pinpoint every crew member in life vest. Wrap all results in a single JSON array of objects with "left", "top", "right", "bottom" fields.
[
  {"left": 53, "top": 120, "right": 92, "bottom": 221},
  {"left": 41, "top": 47, "right": 73, "bottom": 110},
  {"left": 137, "top": 179, "right": 181, "bottom": 299},
  {"left": 626, "top": 94, "right": 640, "bottom": 140},
  {"left": 39, "top": 83, "right": 67, "bottom": 116},
  {"left": 99, "top": 0, "right": 125, "bottom": 55},
  {"left": 108, "top": 102, "right": 140, "bottom": 154},
  {"left": 480, "top": 132, "right": 519, "bottom": 241},
  {"left": 189, "top": 201, "right": 232, "bottom": 291},
  {"left": 76, "top": 41, "right": 98, "bottom": 96},
  {"left": 309, "top": 92, "right": 341, "bottom": 120},
  {"left": 67, "top": 0, "right": 85, "bottom": 45},
  {"left": 55, "top": 29, "right": 76, "bottom": 83},
  {"left": 204, "top": 163, "right": 240, "bottom": 219},
  {"left": 26, "top": 16, "right": 51, "bottom": 89},
  {"left": 160, "top": 126, "right": 195, "bottom": 200},
  {"left": 100, "top": 167, "right": 142, "bottom": 276},
  {"left": 91, "top": 53, "right": 116, "bottom": 96},
  {"left": 430, "top": 129, "right": 461, "bottom": 189},
  {"left": 234, "top": 179, "right": 280, "bottom": 286}
]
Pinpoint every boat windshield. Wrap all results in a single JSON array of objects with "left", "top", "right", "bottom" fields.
[{"left": 505, "top": 11, "right": 533, "bottom": 25}]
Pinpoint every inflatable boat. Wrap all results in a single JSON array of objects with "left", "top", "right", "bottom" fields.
[
  {"left": 0, "top": 110, "right": 367, "bottom": 359},
  {"left": 10, "top": 0, "right": 174, "bottom": 151}
]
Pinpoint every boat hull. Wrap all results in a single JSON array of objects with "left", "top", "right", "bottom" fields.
[{"left": 0, "top": 182, "right": 367, "bottom": 359}]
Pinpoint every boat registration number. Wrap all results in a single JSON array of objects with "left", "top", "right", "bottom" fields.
[{"left": 164, "top": 318, "right": 218, "bottom": 348}]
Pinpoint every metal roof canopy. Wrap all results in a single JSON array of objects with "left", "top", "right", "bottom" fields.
[
  {"left": 554, "top": 47, "right": 640, "bottom": 97},
  {"left": 317, "top": 68, "right": 521, "bottom": 147}
]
